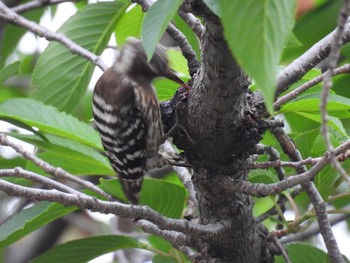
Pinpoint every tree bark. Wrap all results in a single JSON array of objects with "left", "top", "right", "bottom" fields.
[{"left": 162, "top": 2, "right": 275, "bottom": 262}]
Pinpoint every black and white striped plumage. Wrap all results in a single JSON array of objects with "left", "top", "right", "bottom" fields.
[{"left": 93, "top": 39, "right": 188, "bottom": 204}]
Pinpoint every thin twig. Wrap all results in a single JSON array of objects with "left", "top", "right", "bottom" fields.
[
  {"left": 281, "top": 213, "right": 349, "bottom": 244},
  {"left": 12, "top": 0, "right": 78, "bottom": 14},
  {"left": 244, "top": 153, "right": 349, "bottom": 170},
  {"left": 328, "top": 191, "right": 350, "bottom": 202},
  {"left": 0, "top": 134, "right": 112, "bottom": 200},
  {"left": 276, "top": 20, "right": 350, "bottom": 96},
  {"left": 265, "top": 145, "right": 285, "bottom": 181},
  {"left": 270, "top": 233, "right": 291, "bottom": 263},
  {"left": 0, "top": 168, "right": 80, "bottom": 194},
  {"left": 256, "top": 144, "right": 287, "bottom": 229},
  {"left": 162, "top": 141, "right": 197, "bottom": 206},
  {"left": 272, "top": 127, "right": 345, "bottom": 263},
  {"left": 255, "top": 187, "right": 302, "bottom": 224},
  {"left": 136, "top": 219, "right": 187, "bottom": 248},
  {"left": 220, "top": 140, "right": 350, "bottom": 197},
  {"left": 178, "top": 10, "right": 204, "bottom": 39},
  {"left": 320, "top": 1, "right": 350, "bottom": 187},
  {"left": 0, "top": 1, "right": 107, "bottom": 71},
  {"left": 284, "top": 193, "right": 301, "bottom": 220},
  {"left": 274, "top": 63, "right": 350, "bottom": 110},
  {"left": 303, "top": 182, "right": 345, "bottom": 263}
]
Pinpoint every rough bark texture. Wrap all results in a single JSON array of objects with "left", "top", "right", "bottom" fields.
[{"left": 162, "top": 2, "right": 274, "bottom": 262}]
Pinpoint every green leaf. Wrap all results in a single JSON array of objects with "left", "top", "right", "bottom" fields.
[
  {"left": 140, "top": 178, "right": 187, "bottom": 218},
  {"left": 8, "top": 133, "right": 111, "bottom": 175},
  {"left": 285, "top": 32, "right": 302, "bottom": 49},
  {"left": 154, "top": 78, "right": 182, "bottom": 101},
  {"left": 311, "top": 132, "right": 345, "bottom": 154},
  {"left": 275, "top": 243, "right": 330, "bottom": 263},
  {"left": 20, "top": 54, "right": 37, "bottom": 75},
  {"left": 162, "top": 171, "right": 184, "bottom": 186},
  {"left": 0, "top": 156, "right": 26, "bottom": 169},
  {"left": 0, "top": 98, "right": 102, "bottom": 149},
  {"left": 0, "top": 202, "right": 76, "bottom": 250},
  {"left": 152, "top": 255, "right": 177, "bottom": 263},
  {"left": 167, "top": 50, "right": 190, "bottom": 78},
  {"left": 0, "top": 87, "right": 25, "bottom": 103},
  {"left": 314, "top": 166, "right": 340, "bottom": 199},
  {"left": 277, "top": 69, "right": 322, "bottom": 99},
  {"left": 282, "top": 0, "right": 341, "bottom": 62},
  {"left": 100, "top": 178, "right": 186, "bottom": 218},
  {"left": 31, "top": 235, "right": 140, "bottom": 263},
  {"left": 253, "top": 197, "right": 275, "bottom": 218},
  {"left": 248, "top": 170, "right": 279, "bottom": 184},
  {"left": 72, "top": 89, "right": 94, "bottom": 123},
  {"left": 75, "top": 0, "right": 88, "bottom": 10},
  {"left": 294, "top": 112, "right": 347, "bottom": 136},
  {"left": 0, "top": 9, "right": 44, "bottom": 68},
  {"left": 285, "top": 111, "right": 320, "bottom": 133},
  {"left": 0, "top": 61, "right": 21, "bottom": 84},
  {"left": 154, "top": 49, "right": 190, "bottom": 101},
  {"left": 174, "top": 15, "right": 201, "bottom": 60},
  {"left": 291, "top": 128, "right": 320, "bottom": 159},
  {"left": 99, "top": 178, "right": 125, "bottom": 201},
  {"left": 115, "top": 4, "right": 144, "bottom": 45},
  {"left": 333, "top": 191, "right": 350, "bottom": 209},
  {"left": 148, "top": 236, "right": 173, "bottom": 253},
  {"left": 142, "top": 0, "right": 184, "bottom": 60},
  {"left": 26, "top": 151, "right": 112, "bottom": 176},
  {"left": 280, "top": 93, "right": 350, "bottom": 116},
  {"left": 333, "top": 74, "right": 350, "bottom": 100},
  {"left": 31, "top": 1, "right": 128, "bottom": 112},
  {"left": 218, "top": 0, "right": 295, "bottom": 113}
]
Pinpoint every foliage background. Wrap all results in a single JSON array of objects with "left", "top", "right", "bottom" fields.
[{"left": 0, "top": 0, "right": 350, "bottom": 262}]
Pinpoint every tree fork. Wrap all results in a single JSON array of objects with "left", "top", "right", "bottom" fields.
[{"left": 161, "top": 6, "right": 275, "bottom": 263}]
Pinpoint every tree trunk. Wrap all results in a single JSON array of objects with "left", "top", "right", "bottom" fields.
[{"left": 163, "top": 3, "right": 275, "bottom": 262}]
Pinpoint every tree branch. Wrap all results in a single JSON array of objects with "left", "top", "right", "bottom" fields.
[
  {"left": 220, "top": 139, "right": 350, "bottom": 197},
  {"left": 0, "top": 167, "right": 80, "bottom": 194},
  {"left": 243, "top": 153, "right": 349, "bottom": 170},
  {"left": 12, "top": 0, "right": 78, "bottom": 14},
  {"left": 281, "top": 213, "right": 349, "bottom": 244},
  {"left": 271, "top": 127, "right": 345, "bottom": 263},
  {"left": 0, "top": 178, "right": 226, "bottom": 238},
  {"left": 162, "top": 141, "right": 197, "bottom": 206},
  {"left": 269, "top": 233, "right": 291, "bottom": 263},
  {"left": 302, "top": 183, "right": 345, "bottom": 263},
  {"left": 255, "top": 186, "right": 302, "bottom": 224},
  {"left": 259, "top": 144, "right": 286, "bottom": 181},
  {"left": 255, "top": 144, "right": 287, "bottom": 229},
  {"left": 276, "top": 20, "right": 350, "bottom": 96},
  {"left": 274, "top": 63, "right": 350, "bottom": 110},
  {"left": 0, "top": 134, "right": 112, "bottom": 200},
  {"left": 0, "top": 1, "right": 107, "bottom": 71},
  {"left": 136, "top": 219, "right": 187, "bottom": 248},
  {"left": 178, "top": 10, "right": 204, "bottom": 39},
  {"left": 320, "top": 0, "right": 350, "bottom": 187}
]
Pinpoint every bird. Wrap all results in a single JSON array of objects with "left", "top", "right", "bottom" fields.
[{"left": 92, "top": 38, "right": 190, "bottom": 204}]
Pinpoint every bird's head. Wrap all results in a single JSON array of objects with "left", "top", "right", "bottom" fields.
[{"left": 114, "top": 38, "right": 189, "bottom": 89}]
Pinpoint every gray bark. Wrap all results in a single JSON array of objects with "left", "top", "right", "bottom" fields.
[{"left": 162, "top": 2, "right": 275, "bottom": 262}]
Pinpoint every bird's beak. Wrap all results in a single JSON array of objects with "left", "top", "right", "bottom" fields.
[{"left": 162, "top": 69, "right": 191, "bottom": 90}]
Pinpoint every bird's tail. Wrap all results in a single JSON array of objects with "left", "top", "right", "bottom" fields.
[{"left": 119, "top": 176, "right": 143, "bottom": 204}]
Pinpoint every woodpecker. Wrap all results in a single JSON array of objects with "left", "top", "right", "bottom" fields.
[{"left": 92, "top": 38, "right": 189, "bottom": 204}]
